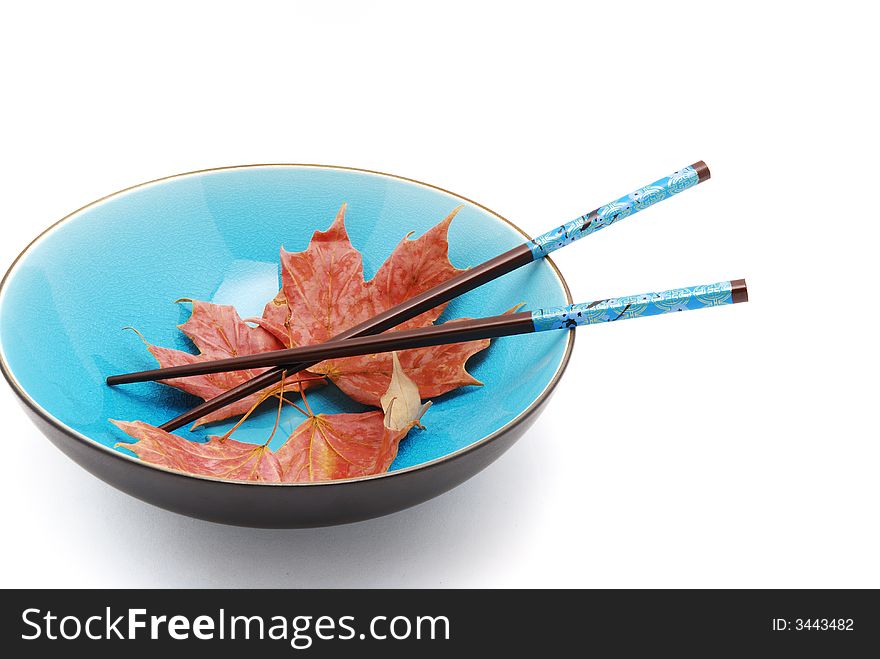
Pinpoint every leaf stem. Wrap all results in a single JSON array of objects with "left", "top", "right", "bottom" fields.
[
  {"left": 274, "top": 395, "right": 309, "bottom": 418},
  {"left": 299, "top": 385, "right": 315, "bottom": 417},
  {"left": 263, "top": 370, "right": 287, "bottom": 446},
  {"left": 217, "top": 388, "right": 274, "bottom": 441}
]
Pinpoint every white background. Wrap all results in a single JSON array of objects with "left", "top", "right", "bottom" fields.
[{"left": 1, "top": 1, "right": 877, "bottom": 588}]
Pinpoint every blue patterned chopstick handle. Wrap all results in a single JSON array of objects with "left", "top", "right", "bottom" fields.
[
  {"left": 528, "top": 163, "right": 706, "bottom": 259},
  {"left": 530, "top": 280, "right": 745, "bottom": 332}
]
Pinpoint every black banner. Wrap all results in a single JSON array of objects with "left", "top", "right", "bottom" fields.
[{"left": 1, "top": 589, "right": 877, "bottom": 656}]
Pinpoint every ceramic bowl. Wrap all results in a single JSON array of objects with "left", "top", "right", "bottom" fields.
[{"left": 0, "top": 165, "right": 573, "bottom": 527}]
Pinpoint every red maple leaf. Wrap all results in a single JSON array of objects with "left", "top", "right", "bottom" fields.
[
  {"left": 259, "top": 204, "right": 373, "bottom": 347},
  {"left": 111, "top": 419, "right": 283, "bottom": 482},
  {"left": 112, "top": 353, "right": 430, "bottom": 483},
  {"left": 134, "top": 300, "right": 321, "bottom": 427},
  {"left": 277, "top": 352, "right": 431, "bottom": 482},
  {"left": 115, "top": 203, "right": 501, "bottom": 481},
  {"left": 260, "top": 204, "right": 490, "bottom": 405}
]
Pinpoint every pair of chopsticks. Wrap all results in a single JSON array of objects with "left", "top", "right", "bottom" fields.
[{"left": 109, "top": 162, "right": 747, "bottom": 431}]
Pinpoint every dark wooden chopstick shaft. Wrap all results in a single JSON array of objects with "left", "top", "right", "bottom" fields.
[
  {"left": 112, "top": 311, "right": 536, "bottom": 385},
  {"left": 158, "top": 244, "right": 534, "bottom": 430}
]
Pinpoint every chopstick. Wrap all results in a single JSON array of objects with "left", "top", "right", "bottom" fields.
[
  {"left": 147, "top": 162, "right": 710, "bottom": 431},
  {"left": 108, "top": 279, "right": 747, "bottom": 385}
]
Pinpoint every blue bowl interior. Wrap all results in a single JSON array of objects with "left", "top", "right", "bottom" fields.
[{"left": 0, "top": 166, "right": 570, "bottom": 474}]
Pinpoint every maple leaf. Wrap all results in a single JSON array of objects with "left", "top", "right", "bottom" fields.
[
  {"left": 273, "top": 410, "right": 393, "bottom": 482},
  {"left": 315, "top": 335, "right": 487, "bottom": 406},
  {"left": 111, "top": 419, "right": 283, "bottom": 482},
  {"left": 315, "top": 306, "right": 522, "bottom": 407},
  {"left": 275, "top": 353, "right": 430, "bottom": 482},
  {"left": 135, "top": 300, "right": 320, "bottom": 428},
  {"left": 366, "top": 207, "right": 465, "bottom": 329},
  {"left": 260, "top": 204, "right": 466, "bottom": 346},
  {"left": 259, "top": 204, "right": 489, "bottom": 406},
  {"left": 259, "top": 203, "right": 372, "bottom": 347},
  {"left": 111, "top": 354, "right": 431, "bottom": 482},
  {"left": 119, "top": 202, "right": 496, "bottom": 460}
]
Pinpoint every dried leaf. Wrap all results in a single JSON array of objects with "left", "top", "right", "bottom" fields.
[
  {"left": 330, "top": 306, "right": 522, "bottom": 407},
  {"left": 314, "top": 318, "right": 492, "bottom": 406},
  {"left": 275, "top": 364, "right": 430, "bottom": 483},
  {"left": 366, "top": 207, "right": 464, "bottom": 329},
  {"left": 139, "top": 300, "right": 320, "bottom": 427},
  {"left": 274, "top": 411, "right": 393, "bottom": 482},
  {"left": 262, "top": 205, "right": 485, "bottom": 405},
  {"left": 380, "top": 352, "right": 432, "bottom": 431},
  {"left": 111, "top": 420, "right": 282, "bottom": 482},
  {"left": 260, "top": 204, "right": 372, "bottom": 347},
  {"left": 115, "top": 204, "right": 501, "bottom": 482}
]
